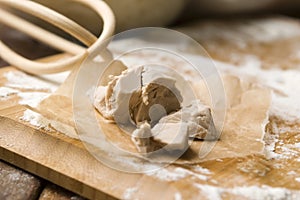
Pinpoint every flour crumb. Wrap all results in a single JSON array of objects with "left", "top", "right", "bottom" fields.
[
  {"left": 195, "top": 184, "right": 300, "bottom": 200},
  {"left": 0, "top": 87, "right": 18, "bottom": 98},
  {"left": 18, "top": 92, "right": 49, "bottom": 107},
  {"left": 21, "top": 109, "right": 51, "bottom": 130},
  {"left": 20, "top": 109, "right": 78, "bottom": 139},
  {"left": 195, "top": 184, "right": 222, "bottom": 200},
  {"left": 174, "top": 192, "right": 182, "bottom": 200},
  {"left": 192, "top": 166, "right": 212, "bottom": 175},
  {"left": 146, "top": 167, "right": 209, "bottom": 182},
  {"left": 287, "top": 171, "right": 296, "bottom": 176},
  {"left": 123, "top": 187, "right": 138, "bottom": 200}
]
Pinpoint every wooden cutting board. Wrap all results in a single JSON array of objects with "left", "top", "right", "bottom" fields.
[
  {"left": 1, "top": 97, "right": 299, "bottom": 200},
  {"left": 1, "top": 17, "right": 300, "bottom": 200}
]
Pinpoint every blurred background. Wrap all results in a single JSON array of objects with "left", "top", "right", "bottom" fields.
[{"left": 1, "top": 0, "right": 300, "bottom": 66}]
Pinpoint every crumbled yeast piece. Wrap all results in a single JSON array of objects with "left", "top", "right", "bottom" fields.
[
  {"left": 94, "top": 63, "right": 217, "bottom": 153},
  {"left": 152, "top": 122, "right": 189, "bottom": 151},
  {"left": 131, "top": 121, "right": 152, "bottom": 153},
  {"left": 95, "top": 65, "right": 182, "bottom": 125},
  {"left": 154, "top": 100, "right": 217, "bottom": 140}
]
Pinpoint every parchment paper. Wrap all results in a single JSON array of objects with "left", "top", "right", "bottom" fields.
[{"left": 97, "top": 75, "right": 271, "bottom": 164}]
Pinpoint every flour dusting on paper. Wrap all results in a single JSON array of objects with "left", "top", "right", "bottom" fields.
[
  {"left": 195, "top": 184, "right": 300, "bottom": 200},
  {"left": 123, "top": 187, "right": 138, "bottom": 200},
  {"left": 174, "top": 192, "right": 182, "bottom": 200},
  {"left": 0, "top": 87, "right": 18, "bottom": 99},
  {"left": 146, "top": 167, "right": 210, "bottom": 181},
  {"left": 214, "top": 55, "right": 300, "bottom": 122}
]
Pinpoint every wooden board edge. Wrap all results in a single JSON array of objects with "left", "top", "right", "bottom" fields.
[{"left": 0, "top": 115, "right": 118, "bottom": 200}]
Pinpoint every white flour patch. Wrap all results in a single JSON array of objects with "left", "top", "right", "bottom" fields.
[
  {"left": 18, "top": 92, "right": 49, "bottom": 107},
  {"left": 174, "top": 192, "right": 182, "bottom": 200},
  {"left": 21, "top": 109, "right": 50, "bottom": 130},
  {"left": 123, "top": 187, "right": 138, "bottom": 200},
  {"left": 192, "top": 166, "right": 212, "bottom": 175},
  {"left": 296, "top": 178, "right": 300, "bottom": 182},
  {"left": 195, "top": 184, "right": 299, "bottom": 200},
  {"left": 195, "top": 184, "right": 222, "bottom": 200},
  {"left": 213, "top": 55, "right": 300, "bottom": 122},
  {"left": 146, "top": 167, "right": 187, "bottom": 181},
  {"left": 287, "top": 171, "right": 296, "bottom": 176},
  {"left": 2, "top": 71, "right": 76, "bottom": 137},
  {"left": 290, "top": 142, "right": 300, "bottom": 148},
  {"left": 179, "top": 53, "right": 300, "bottom": 122},
  {"left": 146, "top": 167, "right": 209, "bottom": 182},
  {"left": 4, "top": 71, "right": 58, "bottom": 92},
  {"left": 0, "top": 87, "right": 18, "bottom": 98},
  {"left": 20, "top": 109, "right": 78, "bottom": 139},
  {"left": 263, "top": 119, "right": 300, "bottom": 160},
  {"left": 264, "top": 130, "right": 280, "bottom": 159}
]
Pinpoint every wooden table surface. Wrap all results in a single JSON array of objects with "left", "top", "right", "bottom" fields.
[{"left": 0, "top": 25, "right": 85, "bottom": 200}]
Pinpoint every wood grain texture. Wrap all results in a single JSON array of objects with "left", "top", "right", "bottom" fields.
[
  {"left": 0, "top": 161, "right": 43, "bottom": 200},
  {"left": 0, "top": 115, "right": 180, "bottom": 200}
]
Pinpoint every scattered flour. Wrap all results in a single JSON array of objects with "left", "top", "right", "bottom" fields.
[
  {"left": 264, "top": 133, "right": 279, "bottom": 160},
  {"left": 195, "top": 184, "right": 223, "bottom": 200},
  {"left": 1, "top": 71, "right": 67, "bottom": 108},
  {"left": 179, "top": 17, "right": 300, "bottom": 46},
  {"left": 146, "top": 167, "right": 209, "bottom": 182},
  {"left": 0, "top": 87, "right": 18, "bottom": 98},
  {"left": 263, "top": 119, "right": 300, "bottom": 160},
  {"left": 146, "top": 167, "right": 188, "bottom": 181},
  {"left": 123, "top": 187, "right": 138, "bottom": 200},
  {"left": 192, "top": 166, "right": 212, "bottom": 175},
  {"left": 21, "top": 109, "right": 49, "bottom": 129},
  {"left": 287, "top": 171, "right": 296, "bottom": 176},
  {"left": 195, "top": 184, "right": 300, "bottom": 200},
  {"left": 1, "top": 70, "right": 75, "bottom": 136},
  {"left": 290, "top": 143, "right": 300, "bottom": 148},
  {"left": 21, "top": 109, "right": 78, "bottom": 139},
  {"left": 18, "top": 92, "right": 49, "bottom": 107},
  {"left": 4, "top": 71, "right": 58, "bottom": 92},
  {"left": 184, "top": 54, "right": 300, "bottom": 162},
  {"left": 173, "top": 52, "right": 300, "bottom": 123},
  {"left": 174, "top": 192, "right": 182, "bottom": 200},
  {"left": 212, "top": 55, "right": 300, "bottom": 122},
  {"left": 296, "top": 178, "right": 300, "bottom": 182}
]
